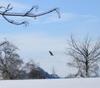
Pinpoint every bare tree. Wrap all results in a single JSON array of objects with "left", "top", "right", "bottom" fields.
[
  {"left": 0, "top": 40, "right": 23, "bottom": 79},
  {"left": 67, "top": 36, "right": 100, "bottom": 78},
  {"left": 24, "top": 60, "right": 43, "bottom": 79},
  {"left": 0, "top": 4, "right": 60, "bottom": 25}
]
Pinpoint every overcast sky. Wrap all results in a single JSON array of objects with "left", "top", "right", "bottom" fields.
[{"left": 0, "top": 0, "right": 100, "bottom": 77}]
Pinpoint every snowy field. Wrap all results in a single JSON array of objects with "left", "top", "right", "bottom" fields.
[{"left": 0, "top": 78, "right": 99, "bottom": 88}]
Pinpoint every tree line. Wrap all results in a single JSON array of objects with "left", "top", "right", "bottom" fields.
[
  {"left": 1, "top": 35, "right": 100, "bottom": 79},
  {"left": 0, "top": 40, "right": 59, "bottom": 79}
]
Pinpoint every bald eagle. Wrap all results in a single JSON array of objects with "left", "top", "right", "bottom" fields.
[{"left": 49, "top": 51, "right": 54, "bottom": 56}]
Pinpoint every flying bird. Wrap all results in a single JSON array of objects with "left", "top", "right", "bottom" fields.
[{"left": 49, "top": 51, "right": 54, "bottom": 56}]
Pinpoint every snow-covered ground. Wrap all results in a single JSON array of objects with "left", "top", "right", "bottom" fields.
[{"left": 0, "top": 78, "right": 99, "bottom": 88}]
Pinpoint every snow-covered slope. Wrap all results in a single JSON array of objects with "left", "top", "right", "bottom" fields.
[{"left": 0, "top": 78, "right": 99, "bottom": 88}]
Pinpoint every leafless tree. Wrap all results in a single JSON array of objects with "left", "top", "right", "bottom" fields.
[
  {"left": 24, "top": 60, "right": 38, "bottom": 72},
  {"left": 0, "top": 4, "right": 60, "bottom": 25},
  {"left": 67, "top": 36, "right": 100, "bottom": 78},
  {"left": 0, "top": 40, "right": 23, "bottom": 79},
  {"left": 24, "top": 60, "right": 44, "bottom": 79}
]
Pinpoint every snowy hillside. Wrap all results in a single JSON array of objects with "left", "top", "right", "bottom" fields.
[{"left": 0, "top": 78, "right": 100, "bottom": 88}]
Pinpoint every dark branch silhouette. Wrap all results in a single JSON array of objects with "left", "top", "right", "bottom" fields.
[{"left": 0, "top": 4, "right": 60, "bottom": 25}]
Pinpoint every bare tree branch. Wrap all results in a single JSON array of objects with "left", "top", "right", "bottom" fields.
[{"left": 0, "top": 4, "right": 60, "bottom": 25}]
